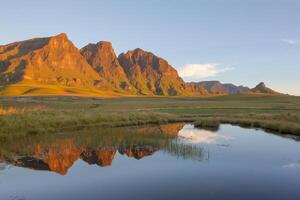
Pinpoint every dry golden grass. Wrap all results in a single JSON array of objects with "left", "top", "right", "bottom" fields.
[
  {"left": 0, "top": 105, "right": 47, "bottom": 115},
  {"left": 0, "top": 83, "right": 134, "bottom": 97}
]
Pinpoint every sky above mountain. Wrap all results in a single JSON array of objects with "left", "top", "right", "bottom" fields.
[{"left": 1, "top": 0, "right": 299, "bottom": 95}]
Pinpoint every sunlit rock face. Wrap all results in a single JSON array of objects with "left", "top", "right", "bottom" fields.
[
  {"left": 0, "top": 33, "right": 102, "bottom": 87},
  {"left": 118, "top": 48, "right": 191, "bottom": 96},
  {"left": 80, "top": 42, "right": 134, "bottom": 92}
]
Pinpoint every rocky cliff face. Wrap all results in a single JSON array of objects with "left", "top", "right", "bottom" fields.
[
  {"left": 118, "top": 48, "right": 191, "bottom": 96},
  {"left": 80, "top": 41, "right": 134, "bottom": 92},
  {"left": 0, "top": 33, "right": 102, "bottom": 88}
]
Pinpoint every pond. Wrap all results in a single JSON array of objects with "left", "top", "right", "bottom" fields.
[{"left": 1, "top": 123, "right": 300, "bottom": 200}]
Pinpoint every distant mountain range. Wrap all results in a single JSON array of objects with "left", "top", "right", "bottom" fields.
[
  {"left": 188, "top": 81, "right": 280, "bottom": 95},
  {"left": 0, "top": 33, "right": 281, "bottom": 96}
]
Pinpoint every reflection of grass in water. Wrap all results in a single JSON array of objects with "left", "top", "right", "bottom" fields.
[
  {"left": 194, "top": 119, "right": 220, "bottom": 132},
  {"left": 0, "top": 123, "right": 208, "bottom": 162},
  {"left": 0, "top": 124, "right": 180, "bottom": 161},
  {"left": 163, "top": 139, "right": 206, "bottom": 161}
]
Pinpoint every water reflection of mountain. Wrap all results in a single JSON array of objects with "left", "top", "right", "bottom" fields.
[
  {"left": 0, "top": 123, "right": 205, "bottom": 175},
  {"left": 14, "top": 145, "right": 159, "bottom": 175}
]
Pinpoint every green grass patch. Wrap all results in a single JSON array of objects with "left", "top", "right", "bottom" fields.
[
  {"left": 0, "top": 95, "right": 299, "bottom": 136},
  {"left": 193, "top": 119, "right": 220, "bottom": 131}
]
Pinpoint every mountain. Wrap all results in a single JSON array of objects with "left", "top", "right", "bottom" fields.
[
  {"left": 80, "top": 41, "right": 135, "bottom": 93},
  {"left": 0, "top": 33, "right": 282, "bottom": 96},
  {"left": 194, "top": 81, "right": 250, "bottom": 94},
  {"left": 251, "top": 82, "right": 279, "bottom": 94},
  {"left": 118, "top": 48, "right": 191, "bottom": 96},
  {"left": 0, "top": 33, "right": 102, "bottom": 87},
  {"left": 0, "top": 33, "right": 121, "bottom": 96}
]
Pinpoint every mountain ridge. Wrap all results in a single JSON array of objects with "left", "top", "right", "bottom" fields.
[
  {"left": 191, "top": 81, "right": 281, "bottom": 95},
  {"left": 190, "top": 81, "right": 250, "bottom": 94},
  {"left": 0, "top": 33, "right": 282, "bottom": 96}
]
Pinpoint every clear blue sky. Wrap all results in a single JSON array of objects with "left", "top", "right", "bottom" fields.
[{"left": 1, "top": 0, "right": 300, "bottom": 95}]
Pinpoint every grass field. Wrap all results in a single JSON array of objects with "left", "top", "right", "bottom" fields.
[
  {"left": 0, "top": 83, "right": 131, "bottom": 97},
  {"left": 0, "top": 94, "right": 300, "bottom": 137}
]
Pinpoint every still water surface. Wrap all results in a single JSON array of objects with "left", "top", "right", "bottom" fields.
[{"left": 1, "top": 123, "right": 300, "bottom": 200}]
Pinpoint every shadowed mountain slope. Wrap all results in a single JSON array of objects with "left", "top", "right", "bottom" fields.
[
  {"left": 251, "top": 82, "right": 280, "bottom": 94},
  {"left": 193, "top": 81, "right": 250, "bottom": 94}
]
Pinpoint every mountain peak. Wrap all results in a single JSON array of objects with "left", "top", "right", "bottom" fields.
[
  {"left": 251, "top": 82, "right": 280, "bottom": 94},
  {"left": 47, "top": 33, "right": 71, "bottom": 48},
  {"left": 51, "top": 33, "right": 68, "bottom": 40},
  {"left": 80, "top": 41, "right": 133, "bottom": 92},
  {"left": 96, "top": 41, "right": 112, "bottom": 47},
  {"left": 125, "top": 48, "right": 153, "bottom": 57},
  {"left": 133, "top": 48, "right": 145, "bottom": 52},
  {"left": 256, "top": 82, "right": 266, "bottom": 88},
  {"left": 0, "top": 33, "right": 100, "bottom": 89}
]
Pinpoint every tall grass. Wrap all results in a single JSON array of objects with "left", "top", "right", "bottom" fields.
[
  {"left": 194, "top": 119, "right": 220, "bottom": 131},
  {"left": 0, "top": 95, "right": 300, "bottom": 136},
  {"left": 193, "top": 114, "right": 300, "bottom": 135},
  {"left": 0, "top": 110, "right": 182, "bottom": 136},
  {"left": 0, "top": 105, "right": 46, "bottom": 115}
]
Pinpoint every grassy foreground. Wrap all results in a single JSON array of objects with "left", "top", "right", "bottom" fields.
[{"left": 0, "top": 94, "right": 300, "bottom": 137}]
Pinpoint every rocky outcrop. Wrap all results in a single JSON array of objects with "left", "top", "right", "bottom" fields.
[
  {"left": 118, "top": 48, "right": 191, "bottom": 96},
  {"left": 80, "top": 42, "right": 134, "bottom": 92},
  {"left": 251, "top": 82, "right": 280, "bottom": 94}
]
